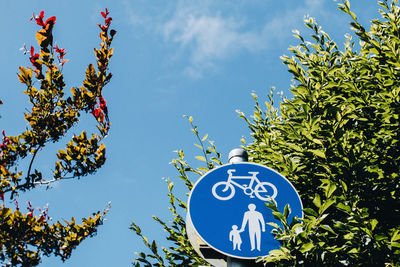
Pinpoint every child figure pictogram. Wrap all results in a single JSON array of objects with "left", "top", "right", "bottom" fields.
[{"left": 229, "top": 225, "right": 243, "bottom": 250}]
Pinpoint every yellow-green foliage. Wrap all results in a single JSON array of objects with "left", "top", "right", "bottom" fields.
[
  {"left": 0, "top": 9, "right": 115, "bottom": 266},
  {"left": 242, "top": 0, "right": 400, "bottom": 265}
]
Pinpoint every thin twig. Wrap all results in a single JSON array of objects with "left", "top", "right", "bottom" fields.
[
  {"left": 26, "top": 146, "right": 41, "bottom": 185},
  {"left": 33, "top": 176, "right": 75, "bottom": 185}
]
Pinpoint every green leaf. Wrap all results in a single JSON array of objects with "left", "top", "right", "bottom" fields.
[
  {"left": 390, "top": 242, "right": 400, "bottom": 248},
  {"left": 375, "top": 235, "right": 387, "bottom": 241},
  {"left": 313, "top": 194, "right": 321, "bottom": 209},
  {"left": 326, "top": 183, "right": 337, "bottom": 198},
  {"left": 283, "top": 204, "right": 291, "bottom": 219},
  {"left": 272, "top": 211, "right": 286, "bottom": 223},
  {"left": 344, "top": 233, "right": 354, "bottom": 240},
  {"left": 336, "top": 202, "right": 351, "bottom": 212},
  {"left": 383, "top": 79, "right": 394, "bottom": 87},
  {"left": 312, "top": 138, "right": 323, "bottom": 145},
  {"left": 310, "top": 149, "right": 326, "bottom": 159},
  {"left": 300, "top": 242, "right": 314, "bottom": 253},
  {"left": 345, "top": 0, "right": 350, "bottom": 10},
  {"left": 303, "top": 208, "right": 318, "bottom": 217},
  {"left": 391, "top": 230, "right": 400, "bottom": 242},
  {"left": 267, "top": 222, "right": 280, "bottom": 229},
  {"left": 195, "top": 156, "right": 206, "bottom": 162},
  {"left": 319, "top": 198, "right": 335, "bottom": 215},
  {"left": 369, "top": 219, "right": 378, "bottom": 231},
  {"left": 349, "top": 11, "right": 357, "bottom": 21},
  {"left": 168, "top": 182, "right": 174, "bottom": 192},
  {"left": 320, "top": 224, "right": 336, "bottom": 234},
  {"left": 348, "top": 248, "right": 359, "bottom": 254},
  {"left": 151, "top": 240, "right": 157, "bottom": 253},
  {"left": 194, "top": 144, "right": 203, "bottom": 150}
]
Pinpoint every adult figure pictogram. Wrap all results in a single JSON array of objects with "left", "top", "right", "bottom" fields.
[{"left": 240, "top": 203, "right": 265, "bottom": 251}]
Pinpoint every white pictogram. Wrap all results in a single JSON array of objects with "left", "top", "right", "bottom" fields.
[
  {"left": 229, "top": 225, "right": 242, "bottom": 250},
  {"left": 239, "top": 204, "right": 265, "bottom": 251},
  {"left": 212, "top": 169, "right": 278, "bottom": 201},
  {"left": 228, "top": 204, "right": 265, "bottom": 251}
]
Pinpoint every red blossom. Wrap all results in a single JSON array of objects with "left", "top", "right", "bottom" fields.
[
  {"left": 0, "top": 130, "right": 12, "bottom": 150},
  {"left": 105, "top": 17, "right": 112, "bottom": 26},
  {"left": 42, "top": 205, "right": 49, "bottom": 220},
  {"left": 99, "top": 96, "right": 107, "bottom": 110},
  {"left": 27, "top": 201, "right": 34, "bottom": 217},
  {"left": 97, "top": 24, "right": 107, "bottom": 31},
  {"left": 101, "top": 8, "right": 110, "bottom": 18},
  {"left": 30, "top": 46, "right": 39, "bottom": 61},
  {"left": 53, "top": 45, "right": 70, "bottom": 66},
  {"left": 97, "top": 8, "right": 112, "bottom": 32},
  {"left": 91, "top": 106, "right": 105, "bottom": 123},
  {"left": 31, "top": 11, "right": 56, "bottom": 28},
  {"left": 0, "top": 193, "right": 4, "bottom": 202},
  {"left": 30, "top": 54, "right": 39, "bottom": 64},
  {"left": 92, "top": 108, "right": 101, "bottom": 118},
  {"left": 45, "top": 16, "right": 56, "bottom": 27},
  {"left": 34, "top": 11, "right": 45, "bottom": 26},
  {"left": 91, "top": 95, "right": 108, "bottom": 124},
  {"left": 29, "top": 46, "right": 41, "bottom": 70},
  {"left": 53, "top": 45, "right": 66, "bottom": 59},
  {"left": 0, "top": 100, "right": 3, "bottom": 105}
]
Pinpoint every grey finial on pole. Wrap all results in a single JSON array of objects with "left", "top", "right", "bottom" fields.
[{"left": 228, "top": 148, "right": 248, "bottom": 163}]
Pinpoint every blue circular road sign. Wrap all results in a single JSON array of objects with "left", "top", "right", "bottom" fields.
[{"left": 187, "top": 162, "right": 303, "bottom": 259}]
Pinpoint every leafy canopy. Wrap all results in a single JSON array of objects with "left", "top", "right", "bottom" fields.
[
  {"left": 132, "top": 0, "right": 400, "bottom": 266},
  {"left": 0, "top": 8, "right": 116, "bottom": 266}
]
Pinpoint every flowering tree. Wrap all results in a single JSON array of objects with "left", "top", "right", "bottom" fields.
[{"left": 0, "top": 9, "right": 116, "bottom": 266}]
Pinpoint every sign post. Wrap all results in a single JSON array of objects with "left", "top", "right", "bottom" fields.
[{"left": 187, "top": 149, "right": 303, "bottom": 266}]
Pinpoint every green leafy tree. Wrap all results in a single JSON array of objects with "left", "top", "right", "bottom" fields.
[
  {"left": 0, "top": 8, "right": 116, "bottom": 266},
  {"left": 131, "top": 117, "right": 220, "bottom": 266},
  {"left": 132, "top": 0, "right": 400, "bottom": 266}
]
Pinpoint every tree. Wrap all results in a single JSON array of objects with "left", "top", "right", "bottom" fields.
[
  {"left": 131, "top": 117, "right": 221, "bottom": 266},
  {"left": 0, "top": 8, "right": 116, "bottom": 266},
  {"left": 132, "top": 0, "right": 400, "bottom": 266}
]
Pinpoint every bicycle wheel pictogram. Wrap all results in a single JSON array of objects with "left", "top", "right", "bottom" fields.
[
  {"left": 212, "top": 181, "right": 235, "bottom": 200},
  {"left": 254, "top": 182, "right": 278, "bottom": 201}
]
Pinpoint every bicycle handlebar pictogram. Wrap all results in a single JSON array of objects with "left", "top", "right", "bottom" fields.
[{"left": 211, "top": 169, "right": 278, "bottom": 201}]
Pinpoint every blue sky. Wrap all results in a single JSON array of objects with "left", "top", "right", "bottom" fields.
[{"left": 1, "top": 0, "right": 379, "bottom": 266}]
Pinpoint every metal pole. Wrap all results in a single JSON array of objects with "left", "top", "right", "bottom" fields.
[{"left": 227, "top": 149, "right": 258, "bottom": 267}]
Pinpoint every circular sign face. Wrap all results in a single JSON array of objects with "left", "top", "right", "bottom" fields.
[{"left": 187, "top": 162, "right": 303, "bottom": 259}]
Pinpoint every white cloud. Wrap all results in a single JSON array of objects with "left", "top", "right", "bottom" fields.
[
  {"left": 163, "top": 8, "right": 263, "bottom": 78},
  {"left": 125, "top": 0, "right": 333, "bottom": 79}
]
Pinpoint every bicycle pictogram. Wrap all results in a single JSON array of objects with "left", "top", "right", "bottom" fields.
[{"left": 211, "top": 169, "right": 278, "bottom": 201}]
